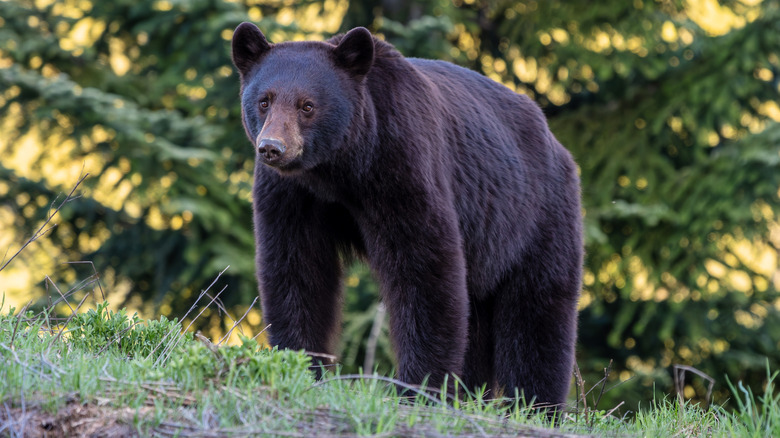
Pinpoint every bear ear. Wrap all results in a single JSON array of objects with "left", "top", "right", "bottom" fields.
[
  {"left": 333, "top": 27, "right": 375, "bottom": 79},
  {"left": 231, "top": 22, "right": 271, "bottom": 77}
]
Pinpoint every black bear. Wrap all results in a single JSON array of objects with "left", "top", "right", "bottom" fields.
[{"left": 231, "top": 23, "right": 583, "bottom": 409}]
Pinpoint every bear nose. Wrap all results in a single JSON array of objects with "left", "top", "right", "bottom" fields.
[{"left": 257, "top": 138, "right": 286, "bottom": 162}]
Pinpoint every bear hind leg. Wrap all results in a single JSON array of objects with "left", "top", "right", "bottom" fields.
[{"left": 491, "top": 267, "right": 579, "bottom": 412}]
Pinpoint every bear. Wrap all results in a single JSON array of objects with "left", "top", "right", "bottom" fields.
[{"left": 231, "top": 22, "right": 583, "bottom": 409}]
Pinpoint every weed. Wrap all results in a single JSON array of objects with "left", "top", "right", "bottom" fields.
[{"left": 722, "top": 361, "right": 780, "bottom": 436}]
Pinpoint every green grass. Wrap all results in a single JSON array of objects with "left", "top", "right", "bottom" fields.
[{"left": 1, "top": 299, "right": 778, "bottom": 437}]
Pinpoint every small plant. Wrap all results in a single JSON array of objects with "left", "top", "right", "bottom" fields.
[
  {"left": 165, "top": 336, "right": 313, "bottom": 393},
  {"left": 66, "top": 301, "right": 185, "bottom": 359}
]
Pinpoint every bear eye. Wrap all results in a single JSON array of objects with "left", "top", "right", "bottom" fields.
[
  {"left": 259, "top": 98, "right": 269, "bottom": 110},
  {"left": 302, "top": 102, "right": 313, "bottom": 113}
]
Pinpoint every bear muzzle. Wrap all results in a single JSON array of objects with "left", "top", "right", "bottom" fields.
[{"left": 256, "top": 137, "right": 286, "bottom": 165}]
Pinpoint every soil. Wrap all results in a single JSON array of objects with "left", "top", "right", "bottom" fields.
[{"left": 1, "top": 401, "right": 149, "bottom": 437}]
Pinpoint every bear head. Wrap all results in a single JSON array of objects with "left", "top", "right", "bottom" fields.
[{"left": 231, "top": 22, "right": 375, "bottom": 173}]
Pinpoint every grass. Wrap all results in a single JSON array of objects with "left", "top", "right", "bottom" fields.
[
  {"left": 1, "top": 293, "right": 779, "bottom": 437},
  {"left": 0, "top": 299, "right": 566, "bottom": 437}
]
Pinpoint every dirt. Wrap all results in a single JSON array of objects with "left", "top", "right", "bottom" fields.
[{"left": 1, "top": 402, "right": 148, "bottom": 437}]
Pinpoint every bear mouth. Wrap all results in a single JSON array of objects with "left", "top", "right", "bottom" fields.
[
  {"left": 259, "top": 146, "right": 305, "bottom": 173},
  {"left": 263, "top": 157, "right": 303, "bottom": 174}
]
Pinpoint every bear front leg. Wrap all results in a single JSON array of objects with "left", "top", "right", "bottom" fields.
[
  {"left": 253, "top": 178, "right": 343, "bottom": 375},
  {"left": 362, "top": 207, "right": 469, "bottom": 392}
]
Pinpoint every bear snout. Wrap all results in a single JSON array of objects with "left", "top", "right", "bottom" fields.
[{"left": 257, "top": 138, "right": 286, "bottom": 164}]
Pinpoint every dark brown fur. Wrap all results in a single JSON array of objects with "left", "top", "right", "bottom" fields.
[{"left": 231, "top": 23, "right": 583, "bottom": 408}]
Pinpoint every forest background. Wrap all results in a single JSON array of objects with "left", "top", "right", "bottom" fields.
[{"left": 1, "top": 0, "right": 778, "bottom": 412}]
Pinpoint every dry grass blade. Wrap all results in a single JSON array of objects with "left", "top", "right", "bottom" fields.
[
  {"left": 0, "top": 341, "right": 61, "bottom": 382},
  {"left": 195, "top": 332, "right": 218, "bottom": 353},
  {"left": 38, "top": 354, "right": 65, "bottom": 377},
  {"left": 155, "top": 421, "right": 317, "bottom": 438},
  {"left": 252, "top": 323, "right": 271, "bottom": 341},
  {"left": 363, "top": 302, "right": 386, "bottom": 373},
  {"left": 307, "top": 351, "right": 338, "bottom": 362},
  {"left": 95, "top": 319, "right": 143, "bottom": 355},
  {"left": 310, "top": 374, "right": 490, "bottom": 438},
  {"left": 10, "top": 300, "right": 33, "bottom": 349},
  {"left": 65, "top": 261, "right": 106, "bottom": 301},
  {"left": 0, "top": 342, "right": 24, "bottom": 371},
  {"left": 217, "top": 296, "right": 258, "bottom": 346},
  {"left": 64, "top": 276, "right": 101, "bottom": 300},
  {"left": 179, "top": 284, "right": 229, "bottom": 336},
  {"left": 44, "top": 276, "right": 73, "bottom": 315},
  {"left": 0, "top": 172, "right": 87, "bottom": 273},
  {"left": 46, "top": 291, "right": 91, "bottom": 354},
  {"left": 205, "top": 291, "right": 238, "bottom": 327},
  {"left": 604, "top": 401, "right": 625, "bottom": 418},
  {"left": 149, "top": 266, "right": 230, "bottom": 364},
  {"left": 154, "top": 282, "right": 229, "bottom": 367},
  {"left": 223, "top": 386, "right": 297, "bottom": 423},
  {"left": 673, "top": 364, "right": 715, "bottom": 409},
  {"left": 45, "top": 274, "right": 101, "bottom": 312},
  {"left": 99, "top": 375, "right": 197, "bottom": 406}
]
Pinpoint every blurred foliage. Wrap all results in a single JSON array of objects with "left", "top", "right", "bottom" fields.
[{"left": 1, "top": 0, "right": 779, "bottom": 412}]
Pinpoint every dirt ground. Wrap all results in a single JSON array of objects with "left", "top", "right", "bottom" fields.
[{"left": 1, "top": 402, "right": 146, "bottom": 437}]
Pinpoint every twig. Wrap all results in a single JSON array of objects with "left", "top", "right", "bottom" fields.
[
  {"left": 63, "top": 276, "right": 101, "bottom": 301},
  {"left": 573, "top": 364, "right": 587, "bottom": 424},
  {"left": 0, "top": 173, "right": 87, "bottom": 273},
  {"left": 19, "top": 369, "right": 27, "bottom": 437},
  {"left": 179, "top": 268, "right": 230, "bottom": 325},
  {"left": 592, "top": 359, "right": 613, "bottom": 409},
  {"left": 604, "top": 374, "right": 635, "bottom": 394}
]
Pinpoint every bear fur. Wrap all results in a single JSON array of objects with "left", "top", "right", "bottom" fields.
[{"left": 231, "top": 23, "right": 583, "bottom": 408}]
